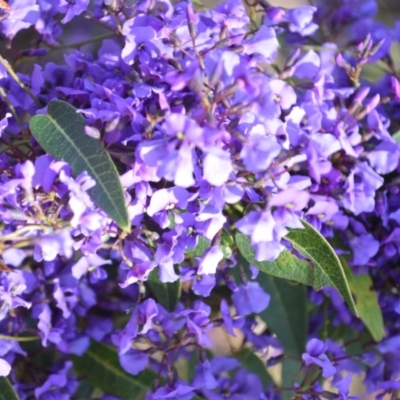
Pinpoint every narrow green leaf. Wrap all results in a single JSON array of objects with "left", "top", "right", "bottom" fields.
[
  {"left": 258, "top": 275, "right": 308, "bottom": 359},
  {"left": 0, "top": 377, "right": 19, "bottom": 400},
  {"left": 285, "top": 220, "right": 356, "bottom": 314},
  {"left": 233, "top": 255, "right": 305, "bottom": 397},
  {"left": 235, "top": 349, "right": 272, "bottom": 389},
  {"left": 147, "top": 268, "right": 181, "bottom": 312},
  {"left": 29, "top": 100, "right": 130, "bottom": 232},
  {"left": 257, "top": 274, "right": 307, "bottom": 399},
  {"left": 341, "top": 257, "right": 384, "bottom": 342},
  {"left": 235, "top": 232, "right": 314, "bottom": 286},
  {"left": 72, "top": 341, "right": 155, "bottom": 400}
]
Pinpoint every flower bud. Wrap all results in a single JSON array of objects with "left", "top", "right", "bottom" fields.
[
  {"left": 392, "top": 76, "right": 400, "bottom": 101},
  {"left": 335, "top": 53, "right": 352, "bottom": 73},
  {"left": 369, "top": 38, "right": 385, "bottom": 57},
  {"left": 353, "top": 87, "right": 370, "bottom": 104},
  {"left": 356, "top": 94, "right": 380, "bottom": 119},
  {"left": 186, "top": 3, "right": 196, "bottom": 39},
  {"left": 356, "top": 34, "right": 371, "bottom": 57},
  {"left": 286, "top": 48, "right": 301, "bottom": 68}
]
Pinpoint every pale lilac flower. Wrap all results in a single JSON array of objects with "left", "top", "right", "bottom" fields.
[
  {"left": 0, "top": 358, "right": 11, "bottom": 377},
  {"left": 59, "top": 0, "right": 89, "bottom": 24},
  {"left": 0, "top": 0, "right": 40, "bottom": 40},
  {"left": 302, "top": 339, "right": 336, "bottom": 378}
]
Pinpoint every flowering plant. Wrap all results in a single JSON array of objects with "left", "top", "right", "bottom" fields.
[{"left": 0, "top": 0, "right": 399, "bottom": 399}]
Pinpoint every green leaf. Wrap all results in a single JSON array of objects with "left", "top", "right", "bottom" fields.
[
  {"left": 0, "top": 378, "right": 19, "bottom": 400},
  {"left": 393, "top": 130, "right": 400, "bottom": 143},
  {"left": 235, "top": 220, "right": 356, "bottom": 314},
  {"left": 186, "top": 236, "right": 211, "bottom": 257},
  {"left": 258, "top": 275, "right": 308, "bottom": 359},
  {"left": 220, "top": 231, "right": 233, "bottom": 258},
  {"left": 233, "top": 255, "right": 305, "bottom": 397},
  {"left": 72, "top": 341, "right": 155, "bottom": 400},
  {"left": 235, "top": 232, "right": 314, "bottom": 286},
  {"left": 235, "top": 349, "right": 272, "bottom": 389},
  {"left": 147, "top": 268, "right": 181, "bottom": 312},
  {"left": 74, "top": 380, "right": 96, "bottom": 398},
  {"left": 29, "top": 100, "right": 130, "bottom": 232},
  {"left": 341, "top": 257, "right": 384, "bottom": 342},
  {"left": 257, "top": 274, "right": 307, "bottom": 398},
  {"left": 285, "top": 220, "right": 356, "bottom": 314}
]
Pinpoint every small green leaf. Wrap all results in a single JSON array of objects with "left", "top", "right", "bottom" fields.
[
  {"left": 341, "top": 257, "right": 384, "bottom": 342},
  {"left": 235, "top": 349, "right": 272, "bottom": 389},
  {"left": 235, "top": 232, "right": 314, "bottom": 286},
  {"left": 285, "top": 220, "right": 356, "bottom": 314},
  {"left": 220, "top": 231, "right": 233, "bottom": 258},
  {"left": 72, "top": 341, "right": 156, "bottom": 399},
  {"left": 221, "top": 231, "right": 234, "bottom": 247},
  {"left": 0, "top": 378, "right": 19, "bottom": 400},
  {"left": 29, "top": 100, "right": 130, "bottom": 232},
  {"left": 186, "top": 236, "right": 211, "bottom": 257},
  {"left": 393, "top": 130, "right": 400, "bottom": 143},
  {"left": 147, "top": 268, "right": 181, "bottom": 312}
]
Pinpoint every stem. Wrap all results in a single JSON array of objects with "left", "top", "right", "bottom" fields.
[
  {"left": 46, "top": 32, "right": 116, "bottom": 53},
  {"left": 0, "top": 55, "right": 42, "bottom": 107},
  {"left": 0, "top": 225, "right": 50, "bottom": 241},
  {"left": 0, "top": 139, "right": 32, "bottom": 156},
  {"left": 0, "top": 334, "right": 39, "bottom": 342}
]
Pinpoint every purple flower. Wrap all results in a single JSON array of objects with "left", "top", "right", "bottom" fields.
[
  {"left": 0, "top": 0, "right": 40, "bottom": 40},
  {"left": 243, "top": 25, "right": 279, "bottom": 61},
  {"left": 302, "top": 339, "right": 336, "bottom": 378},
  {"left": 34, "top": 229, "right": 74, "bottom": 262},
  {"left": 198, "top": 246, "right": 224, "bottom": 275},
  {"left": 145, "top": 384, "right": 195, "bottom": 400},
  {"left": 333, "top": 375, "right": 359, "bottom": 400},
  {"left": 269, "top": 189, "right": 309, "bottom": 211},
  {"left": 220, "top": 299, "right": 244, "bottom": 336},
  {"left": 236, "top": 211, "right": 275, "bottom": 244},
  {"left": 0, "top": 273, "right": 31, "bottom": 321},
  {"left": 232, "top": 282, "right": 270, "bottom": 316},
  {"left": 269, "top": 79, "right": 297, "bottom": 110},
  {"left": 34, "top": 361, "right": 77, "bottom": 399},
  {"left": 37, "top": 305, "right": 62, "bottom": 347},
  {"left": 72, "top": 253, "right": 112, "bottom": 281},
  {"left": 59, "top": 0, "right": 89, "bottom": 24},
  {"left": 349, "top": 233, "right": 379, "bottom": 265},
  {"left": 147, "top": 187, "right": 190, "bottom": 229},
  {"left": 192, "top": 274, "right": 216, "bottom": 296},
  {"left": 192, "top": 360, "right": 218, "bottom": 390},
  {"left": 178, "top": 301, "right": 213, "bottom": 347},
  {"left": 120, "top": 349, "right": 149, "bottom": 375},
  {"left": 0, "top": 113, "right": 11, "bottom": 136},
  {"left": 240, "top": 134, "right": 281, "bottom": 173},
  {"left": 286, "top": 6, "right": 318, "bottom": 36},
  {"left": 203, "top": 148, "right": 233, "bottom": 187},
  {"left": 121, "top": 15, "right": 162, "bottom": 64}
]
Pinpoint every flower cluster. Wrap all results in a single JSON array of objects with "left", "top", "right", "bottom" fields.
[{"left": 0, "top": 0, "right": 400, "bottom": 399}]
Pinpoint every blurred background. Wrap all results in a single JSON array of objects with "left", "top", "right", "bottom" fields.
[{"left": 201, "top": 0, "right": 400, "bottom": 25}]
